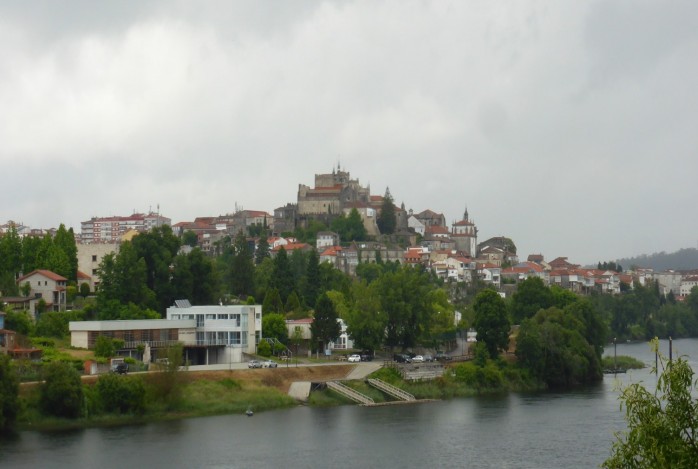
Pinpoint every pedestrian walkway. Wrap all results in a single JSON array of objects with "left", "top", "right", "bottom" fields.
[{"left": 343, "top": 361, "right": 382, "bottom": 380}]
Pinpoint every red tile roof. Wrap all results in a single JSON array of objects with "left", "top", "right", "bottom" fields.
[{"left": 17, "top": 269, "right": 67, "bottom": 282}]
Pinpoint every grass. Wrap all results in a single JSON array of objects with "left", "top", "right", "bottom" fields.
[{"left": 602, "top": 355, "right": 645, "bottom": 370}]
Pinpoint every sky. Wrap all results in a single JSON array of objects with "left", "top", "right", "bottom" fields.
[{"left": 1, "top": 0, "right": 697, "bottom": 266}]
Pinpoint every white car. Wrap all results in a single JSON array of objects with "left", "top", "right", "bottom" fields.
[
  {"left": 412, "top": 355, "right": 425, "bottom": 363},
  {"left": 262, "top": 359, "right": 278, "bottom": 368},
  {"left": 348, "top": 354, "right": 361, "bottom": 362}
]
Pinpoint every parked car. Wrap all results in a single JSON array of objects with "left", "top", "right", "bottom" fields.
[
  {"left": 262, "top": 359, "right": 278, "bottom": 368},
  {"left": 423, "top": 354, "right": 434, "bottom": 362},
  {"left": 248, "top": 360, "right": 262, "bottom": 369},
  {"left": 360, "top": 350, "right": 374, "bottom": 361},
  {"left": 348, "top": 354, "right": 361, "bottom": 362},
  {"left": 111, "top": 363, "right": 128, "bottom": 374},
  {"left": 393, "top": 353, "right": 412, "bottom": 363},
  {"left": 412, "top": 355, "right": 425, "bottom": 363},
  {"left": 435, "top": 351, "right": 452, "bottom": 361}
]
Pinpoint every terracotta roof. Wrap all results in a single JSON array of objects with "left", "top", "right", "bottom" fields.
[
  {"left": 273, "top": 243, "right": 311, "bottom": 252},
  {"left": 286, "top": 318, "right": 314, "bottom": 324},
  {"left": 452, "top": 220, "right": 474, "bottom": 226},
  {"left": 17, "top": 269, "right": 67, "bottom": 282},
  {"left": 77, "top": 270, "right": 91, "bottom": 280},
  {"left": 426, "top": 226, "right": 449, "bottom": 235},
  {"left": 320, "top": 246, "right": 342, "bottom": 257}
]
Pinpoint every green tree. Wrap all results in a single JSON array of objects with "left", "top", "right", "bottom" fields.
[
  {"left": 35, "top": 311, "right": 76, "bottom": 339},
  {"left": 262, "top": 313, "right": 288, "bottom": 343},
  {"left": 604, "top": 341, "right": 698, "bottom": 468},
  {"left": 229, "top": 230, "right": 255, "bottom": 297},
  {"left": 96, "top": 373, "right": 146, "bottom": 415},
  {"left": 311, "top": 293, "right": 341, "bottom": 352},
  {"left": 262, "top": 288, "right": 284, "bottom": 315},
  {"left": 94, "top": 335, "right": 117, "bottom": 358},
  {"left": 130, "top": 225, "right": 181, "bottom": 312},
  {"left": 270, "top": 247, "right": 295, "bottom": 303},
  {"left": 0, "top": 225, "right": 22, "bottom": 295},
  {"left": 97, "top": 243, "right": 157, "bottom": 314},
  {"left": 377, "top": 266, "right": 434, "bottom": 349},
  {"left": 0, "top": 354, "right": 19, "bottom": 432},
  {"left": 303, "top": 249, "right": 320, "bottom": 308},
  {"left": 255, "top": 235, "right": 270, "bottom": 265},
  {"left": 472, "top": 289, "right": 511, "bottom": 358},
  {"left": 285, "top": 290, "right": 302, "bottom": 314},
  {"left": 54, "top": 224, "right": 78, "bottom": 280},
  {"left": 21, "top": 234, "right": 42, "bottom": 274},
  {"left": 172, "top": 248, "right": 219, "bottom": 305},
  {"left": 510, "top": 277, "right": 554, "bottom": 324},
  {"left": 331, "top": 208, "right": 368, "bottom": 242},
  {"left": 40, "top": 361, "right": 84, "bottom": 419},
  {"left": 377, "top": 187, "right": 397, "bottom": 235},
  {"left": 182, "top": 230, "right": 199, "bottom": 247},
  {"left": 345, "top": 281, "right": 386, "bottom": 352},
  {"left": 3, "top": 310, "right": 34, "bottom": 336},
  {"left": 516, "top": 307, "right": 602, "bottom": 388}
]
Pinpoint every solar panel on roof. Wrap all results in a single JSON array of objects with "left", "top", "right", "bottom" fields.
[{"left": 174, "top": 299, "right": 191, "bottom": 308}]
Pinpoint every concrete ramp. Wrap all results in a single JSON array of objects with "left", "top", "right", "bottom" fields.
[
  {"left": 344, "top": 362, "right": 382, "bottom": 380},
  {"left": 288, "top": 381, "right": 312, "bottom": 401}
]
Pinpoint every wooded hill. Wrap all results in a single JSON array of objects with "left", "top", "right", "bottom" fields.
[{"left": 616, "top": 248, "right": 698, "bottom": 271}]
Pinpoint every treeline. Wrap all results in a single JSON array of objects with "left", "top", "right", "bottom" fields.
[
  {"left": 591, "top": 280, "right": 698, "bottom": 341},
  {"left": 0, "top": 224, "right": 78, "bottom": 296},
  {"left": 616, "top": 247, "right": 698, "bottom": 271}
]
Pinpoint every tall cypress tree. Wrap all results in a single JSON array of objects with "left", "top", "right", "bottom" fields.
[
  {"left": 304, "top": 249, "right": 320, "bottom": 308},
  {"left": 377, "top": 187, "right": 397, "bottom": 235},
  {"left": 230, "top": 230, "right": 255, "bottom": 297},
  {"left": 270, "top": 247, "right": 295, "bottom": 303}
]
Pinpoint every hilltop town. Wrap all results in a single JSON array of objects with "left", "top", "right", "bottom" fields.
[{"left": 2, "top": 166, "right": 697, "bottom": 315}]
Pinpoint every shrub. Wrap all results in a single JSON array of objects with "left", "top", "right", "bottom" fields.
[
  {"left": 0, "top": 355, "right": 20, "bottom": 432},
  {"left": 40, "top": 361, "right": 84, "bottom": 419},
  {"left": 96, "top": 374, "right": 146, "bottom": 415},
  {"left": 257, "top": 341, "right": 272, "bottom": 357}
]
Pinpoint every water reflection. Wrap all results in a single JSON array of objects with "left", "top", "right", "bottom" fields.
[{"left": 1, "top": 339, "right": 696, "bottom": 468}]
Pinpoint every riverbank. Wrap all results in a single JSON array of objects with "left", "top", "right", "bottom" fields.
[
  {"left": 14, "top": 360, "right": 553, "bottom": 433},
  {"left": 15, "top": 364, "right": 354, "bottom": 432}
]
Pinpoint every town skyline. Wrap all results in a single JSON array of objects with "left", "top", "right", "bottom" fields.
[{"left": 2, "top": 2, "right": 697, "bottom": 265}]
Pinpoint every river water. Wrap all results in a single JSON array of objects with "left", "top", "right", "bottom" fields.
[{"left": 1, "top": 339, "right": 696, "bottom": 469}]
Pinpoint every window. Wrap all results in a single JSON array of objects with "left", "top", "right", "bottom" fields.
[
  {"left": 231, "top": 331, "right": 241, "bottom": 345},
  {"left": 218, "top": 314, "right": 228, "bottom": 320},
  {"left": 92, "top": 255, "right": 97, "bottom": 262}
]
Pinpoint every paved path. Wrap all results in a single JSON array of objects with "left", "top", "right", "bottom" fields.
[{"left": 343, "top": 361, "right": 383, "bottom": 380}]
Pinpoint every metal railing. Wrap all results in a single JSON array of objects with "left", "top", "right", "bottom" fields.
[
  {"left": 367, "top": 378, "right": 415, "bottom": 401},
  {"left": 326, "top": 381, "right": 374, "bottom": 406}
]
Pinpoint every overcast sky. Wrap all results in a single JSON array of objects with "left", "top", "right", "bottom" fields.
[{"left": 1, "top": 0, "right": 697, "bottom": 265}]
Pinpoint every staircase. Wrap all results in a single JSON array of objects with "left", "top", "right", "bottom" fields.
[
  {"left": 326, "top": 381, "right": 374, "bottom": 406},
  {"left": 367, "top": 378, "right": 415, "bottom": 401}
]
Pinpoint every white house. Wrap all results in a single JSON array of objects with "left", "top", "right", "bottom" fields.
[{"left": 16, "top": 269, "right": 68, "bottom": 317}]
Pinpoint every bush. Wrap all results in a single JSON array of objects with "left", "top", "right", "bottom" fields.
[
  {"left": 0, "top": 355, "right": 20, "bottom": 432},
  {"left": 257, "top": 341, "right": 272, "bottom": 357},
  {"left": 94, "top": 336, "right": 116, "bottom": 358},
  {"left": 40, "top": 361, "right": 84, "bottom": 419},
  {"left": 96, "top": 374, "right": 146, "bottom": 415}
]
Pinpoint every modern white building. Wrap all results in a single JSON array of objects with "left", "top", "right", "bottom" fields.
[{"left": 69, "top": 301, "right": 263, "bottom": 365}]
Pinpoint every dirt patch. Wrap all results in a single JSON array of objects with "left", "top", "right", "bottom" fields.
[{"left": 182, "top": 365, "right": 353, "bottom": 392}]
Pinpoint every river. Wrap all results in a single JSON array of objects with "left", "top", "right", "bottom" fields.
[{"left": 1, "top": 339, "right": 695, "bottom": 468}]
